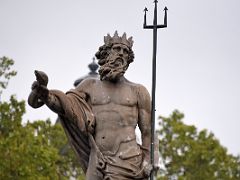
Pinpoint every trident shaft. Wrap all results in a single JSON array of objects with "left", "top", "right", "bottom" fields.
[{"left": 143, "top": 1, "right": 167, "bottom": 179}]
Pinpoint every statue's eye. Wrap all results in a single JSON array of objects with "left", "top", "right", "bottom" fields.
[
  {"left": 113, "top": 46, "right": 121, "bottom": 52},
  {"left": 123, "top": 48, "right": 129, "bottom": 54}
]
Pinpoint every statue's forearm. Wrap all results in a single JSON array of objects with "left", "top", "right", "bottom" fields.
[
  {"left": 138, "top": 109, "right": 151, "bottom": 174},
  {"left": 141, "top": 131, "right": 152, "bottom": 177},
  {"left": 138, "top": 110, "right": 151, "bottom": 155},
  {"left": 142, "top": 131, "right": 151, "bottom": 159},
  {"left": 43, "top": 90, "right": 65, "bottom": 115}
]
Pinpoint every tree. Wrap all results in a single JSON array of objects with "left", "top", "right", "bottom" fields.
[
  {"left": 0, "top": 56, "right": 17, "bottom": 96},
  {"left": 157, "top": 110, "right": 240, "bottom": 180},
  {"left": 0, "top": 97, "right": 85, "bottom": 179},
  {"left": 0, "top": 57, "right": 85, "bottom": 179}
]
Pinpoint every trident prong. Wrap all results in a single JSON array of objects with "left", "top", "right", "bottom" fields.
[
  {"left": 144, "top": 1, "right": 168, "bottom": 29},
  {"left": 143, "top": 7, "right": 148, "bottom": 28}
]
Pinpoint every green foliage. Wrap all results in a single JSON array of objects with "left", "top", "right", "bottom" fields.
[
  {"left": 0, "top": 58, "right": 85, "bottom": 179},
  {"left": 0, "top": 96, "right": 85, "bottom": 179},
  {"left": 157, "top": 110, "right": 240, "bottom": 180},
  {"left": 0, "top": 56, "right": 17, "bottom": 95}
]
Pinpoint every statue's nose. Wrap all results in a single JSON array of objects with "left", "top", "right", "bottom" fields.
[{"left": 118, "top": 48, "right": 124, "bottom": 56}]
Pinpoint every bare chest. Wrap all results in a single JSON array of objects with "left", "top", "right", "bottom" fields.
[{"left": 88, "top": 83, "right": 138, "bottom": 107}]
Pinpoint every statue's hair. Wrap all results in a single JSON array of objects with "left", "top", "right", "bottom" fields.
[{"left": 95, "top": 43, "right": 134, "bottom": 66}]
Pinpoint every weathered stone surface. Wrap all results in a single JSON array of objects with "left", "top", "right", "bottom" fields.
[{"left": 28, "top": 31, "right": 152, "bottom": 180}]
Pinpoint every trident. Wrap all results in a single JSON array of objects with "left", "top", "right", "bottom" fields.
[{"left": 143, "top": 0, "right": 168, "bottom": 179}]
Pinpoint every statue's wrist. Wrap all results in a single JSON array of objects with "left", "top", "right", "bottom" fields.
[
  {"left": 142, "top": 159, "right": 152, "bottom": 177},
  {"left": 43, "top": 91, "right": 52, "bottom": 104},
  {"left": 38, "top": 86, "right": 49, "bottom": 101}
]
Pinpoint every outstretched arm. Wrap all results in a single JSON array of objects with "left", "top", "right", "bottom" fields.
[
  {"left": 28, "top": 72, "right": 92, "bottom": 122},
  {"left": 28, "top": 70, "right": 73, "bottom": 116},
  {"left": 29, "top": 80, "right": 65, "bottom": 115}
]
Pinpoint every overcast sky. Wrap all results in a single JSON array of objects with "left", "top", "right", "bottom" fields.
[{"left": 0, "top": 0, "right": 239, "bottom": 156}]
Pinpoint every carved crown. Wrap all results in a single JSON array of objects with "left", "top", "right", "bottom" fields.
[{"left": 104, "top": 31, "right": 133, "bottom": 48}]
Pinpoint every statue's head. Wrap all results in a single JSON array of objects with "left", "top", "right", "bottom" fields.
[{"left": 95, "top": 31, "right": 135, "bottom": 82}]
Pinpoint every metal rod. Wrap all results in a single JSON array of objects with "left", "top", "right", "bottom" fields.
[
  {"left": 143, "top": 1, "right": 168, "bottom": 179},
  {"left": 149, "top": 1, "right": 158, "bottom": 180}
]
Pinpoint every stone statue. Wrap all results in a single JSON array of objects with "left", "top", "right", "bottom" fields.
[{"left": 28, "top": 31, "right": 152, "bottom": 180}]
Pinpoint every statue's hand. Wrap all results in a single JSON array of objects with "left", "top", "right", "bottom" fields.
[
  {"left": 28, "top": 70, "right": 49, "bottom": 108},
  {"left": 142, "top": 159, "right": 153, "bottom": 177},
  {"left": 34, "top": 70, "right": 48, "bottom": 86},
  {"left": 31, "top": 81, "right": 49, "bottom": 99}
]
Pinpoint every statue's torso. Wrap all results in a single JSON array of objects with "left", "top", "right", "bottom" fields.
[{"left": 78, "top": 78, "right": 140, "bottom": 155}]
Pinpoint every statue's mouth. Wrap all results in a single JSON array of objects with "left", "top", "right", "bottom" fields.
[{"left": 111, "top": 58, "right": 124, "bottom": 68}]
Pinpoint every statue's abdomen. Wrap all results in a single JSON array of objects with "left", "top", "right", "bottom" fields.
[{"left": 93, "top": 106, "right": 138, "bottom": 155}]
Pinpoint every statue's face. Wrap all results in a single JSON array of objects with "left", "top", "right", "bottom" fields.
[
  {"left": 111, "top": 44, "right": 129, "bottom": 62},
  {"left": 99, "top": 43, "right": 130, "bottom": 82}
]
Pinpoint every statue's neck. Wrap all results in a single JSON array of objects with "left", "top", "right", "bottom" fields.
[{"left": 103, "top": 76, "right": 126, "bottom": 84}]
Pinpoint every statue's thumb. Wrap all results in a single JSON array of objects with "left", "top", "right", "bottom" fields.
[
  {"left": 28, "top": 70, "right": 48, "bottom": 109},
  {"left": 34, "top": 70, "right": 49, "bottom": 86}
]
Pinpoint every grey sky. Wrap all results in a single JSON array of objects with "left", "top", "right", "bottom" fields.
[{"left": 0, "top": 0, "right": 239, "bottom": 155}]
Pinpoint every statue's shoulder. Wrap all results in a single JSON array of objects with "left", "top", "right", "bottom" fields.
[
  {"left": 124, "top": 79, "right": 150, "bottom": 109},
  {"left": 75, "top": 77, "right": 101, "bottom": 92},
  {"left": 124, "top": 79, "right": 149, "bottom": 95}
]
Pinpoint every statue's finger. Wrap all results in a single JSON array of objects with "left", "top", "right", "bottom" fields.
[{"left": 31, "top": 81, "right": 39, "bottom": 90}]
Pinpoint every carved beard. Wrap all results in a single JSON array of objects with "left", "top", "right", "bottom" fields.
[{"left": 99, "top": 53, "right": 129, "bottom": 82}]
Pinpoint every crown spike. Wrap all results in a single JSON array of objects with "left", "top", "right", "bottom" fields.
[
  {"left": 114, "top": 31, "right": 119, "bottom": 38},
  {"left": 104, "top": 36, "right": 107, "bottom": 44},
  {"left": 103, "top": 31, "right": 134, "bottom": 48},
  {"left": 104, "top": 34, "right": 111, "bottom": 44},
  {"left": 128, "top": 37, "right": 133, "bottom": 47},
  {"left": 122, "top": 33, "right": 127, "bottom": 39}
]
